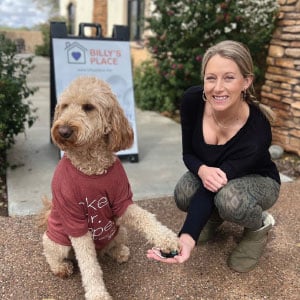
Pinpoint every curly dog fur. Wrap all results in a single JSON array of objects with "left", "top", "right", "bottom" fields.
[{"left": 40, "top": 76, "right": 179, "bottom": 300}]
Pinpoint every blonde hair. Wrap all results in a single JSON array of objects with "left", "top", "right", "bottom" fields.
[{"left": 201, "top": 40, "right": 275, "bottom": 122}]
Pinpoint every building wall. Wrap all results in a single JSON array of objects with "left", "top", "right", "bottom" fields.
[
  {"left": 1, "top": 30, "right": 43, "bottom": 53},
  {"left": 59, "top": 0, "right": 93, "bottom": 35},
  {"left": 261, "top": 0, "right": 300, "bottom": 155},
  {"left": 59, "top": 0, "right": 128, "bottom": 38},
  {"left": 107, "top": 0, "right": 127, "bottom": 37}
]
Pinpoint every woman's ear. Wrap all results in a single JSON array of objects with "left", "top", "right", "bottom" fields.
[{"left": 244, "top": 75, "right": 254, "bottom": 89}]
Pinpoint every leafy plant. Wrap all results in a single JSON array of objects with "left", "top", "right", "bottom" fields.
[
  {"left": 35, "top": 22, "right": 51, "bottom": 56},
  {"left": 0, "top": 33, "right": 38, "bottom": 175},
  {"left": 35, "top": 16, "right": 66, "bottom": 57},
  {"left": 134, "top": 0, "right": 278, "bottom": 114}
]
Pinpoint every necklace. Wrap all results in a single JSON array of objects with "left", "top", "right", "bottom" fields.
[{"left": 211, "top": 106, "right": 242, "bottom": 129}]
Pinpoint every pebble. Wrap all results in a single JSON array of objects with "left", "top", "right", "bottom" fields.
[{"left": 269, "top": 144, "right": 284, "bottom": 159}]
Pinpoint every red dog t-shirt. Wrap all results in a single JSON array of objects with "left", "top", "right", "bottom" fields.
[{"left": 46, "top": 155, "right": 133, "bottom": 249}]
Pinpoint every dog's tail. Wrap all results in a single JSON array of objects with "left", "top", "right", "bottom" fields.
[{"left": 36, "top": 196, "right": 52, "bottom": 231}]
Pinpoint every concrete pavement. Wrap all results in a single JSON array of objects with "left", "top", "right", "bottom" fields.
[{"left": 6, "top": 56, "right": 293, "bottom": 216}]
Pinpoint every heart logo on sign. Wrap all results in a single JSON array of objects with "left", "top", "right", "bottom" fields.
[{"left": 72, "top": 52, "right": 81, "bottom": 60}]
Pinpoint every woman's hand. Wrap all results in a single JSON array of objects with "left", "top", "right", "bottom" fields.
[
  {"left": 147, "top": 234, "right": 195, "bottom": 264},
  {"left": 198, "top": 165, "right": 227, "bottom": 192}
]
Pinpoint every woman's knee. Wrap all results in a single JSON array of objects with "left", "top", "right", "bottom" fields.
[
  {"left": 214, "top": 183, "right": 246, "bottom": 220},
  {"left": 214, "top": 176, "right": 280, "bottom": 228},
  {"left": 174, "top": 171, "right": 200, "bottom": 212}
]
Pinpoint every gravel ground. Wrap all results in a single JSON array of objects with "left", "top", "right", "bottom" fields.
[{"left": 0, "top": 180, "right": 299, "bottom": 300}]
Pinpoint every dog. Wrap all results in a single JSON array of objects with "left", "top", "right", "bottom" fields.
[{"left": 40, "top": 76, "right": 179, "bottom": 300}]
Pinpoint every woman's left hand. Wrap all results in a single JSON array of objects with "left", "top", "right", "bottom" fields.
[{"left": 147, "top": 233, "right": 195, "bottom": 264}]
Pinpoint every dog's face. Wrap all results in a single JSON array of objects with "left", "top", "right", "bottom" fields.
[{"left": 51, "top": 76, "right": 134, "bottom": 152}]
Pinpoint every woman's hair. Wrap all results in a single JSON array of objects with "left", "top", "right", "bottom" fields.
[{"left": 201, "top": 40, "right": 275, "bottom": 122}]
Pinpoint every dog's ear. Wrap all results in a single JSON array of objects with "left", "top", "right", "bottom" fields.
[
  {"left": 53, "top": 103, "right": 61, "bottom": 123},
  {"left": 107, "top": 99, "right": 134, "bottom": 152}
]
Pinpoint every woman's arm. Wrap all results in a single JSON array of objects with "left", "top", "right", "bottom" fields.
[{"left": 180, "top": 86, "right": 205, "bottom": 175}]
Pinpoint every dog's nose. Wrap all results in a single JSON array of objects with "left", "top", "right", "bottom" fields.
[{"left": 58, "top": 125, "right": 73, "bottom": 139}]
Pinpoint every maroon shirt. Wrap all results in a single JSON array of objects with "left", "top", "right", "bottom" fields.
[{"left": 46, "top": 155, "right": 133, "bottom": 249}]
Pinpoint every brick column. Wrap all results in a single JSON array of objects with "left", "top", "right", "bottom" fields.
[
  {"left": 93, "top": 0, "right": 108, "bottom": 37},
  {"left": 261, "top": 0, "right": 300, "bottom": 155}
]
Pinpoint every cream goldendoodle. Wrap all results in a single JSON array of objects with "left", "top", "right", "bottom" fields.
[{"left": 40, "top": 76, "right": 179, "bottom": 300}]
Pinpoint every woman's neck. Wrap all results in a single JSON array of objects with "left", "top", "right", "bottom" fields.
[{"left": 210, "top": 101, "right": 247, "bottom": 129}]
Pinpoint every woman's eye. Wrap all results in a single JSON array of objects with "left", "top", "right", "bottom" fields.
[
  {"left": 205, "top": 77, "right": 215, "bottom": 81},
  {"left": 224, "top": 76, "right": 234, "bottom": 81}
]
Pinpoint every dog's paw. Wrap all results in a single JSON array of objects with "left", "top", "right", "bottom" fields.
[
  {"left": 53, "top": 260, "right": 74, "bottom": 278},
  {"left": 116, "top": 244, "right": 130, "bottom": 263},
  {"left": 155, "top": 234, "right": 180, "bottom": 254},
  {"left": 107, "top": 244, "right": 130, "bottom": 263}
]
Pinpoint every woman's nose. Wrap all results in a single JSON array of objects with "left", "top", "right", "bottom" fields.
[{"left": 214, "top": 79, "right": 224, "bottom": 91}]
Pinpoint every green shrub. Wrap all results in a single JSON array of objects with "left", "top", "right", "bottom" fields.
[
  {"left": 35, "top": 23, "right": 51, "bottom": 57},
  {"left": 0, "top": 33, "right": 38, "bottom": 175},
  {"left": 35, "top": 16, "right": 67, "bottom": 57},
  {"left": 134, "top": 0, "right": 278, "bottom": 114},
  {"left": 134, "top": 61, "right": 178, "bottom": 112}
]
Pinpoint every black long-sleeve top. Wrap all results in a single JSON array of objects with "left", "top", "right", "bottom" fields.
[
  {"left": 178, "top": 86, "right": 280, "bottom": 242},
  {"left": 180, "top": 86, "right": 280, "bottom": 184}
]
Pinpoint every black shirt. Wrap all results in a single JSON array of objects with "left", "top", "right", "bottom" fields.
[{"left": 180, "top": 86, "right": 280, "bottom": 184}]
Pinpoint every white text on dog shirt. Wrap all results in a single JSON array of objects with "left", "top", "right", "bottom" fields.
[{"left": 79, "top": 196, "right": 117, "bottom": 242}]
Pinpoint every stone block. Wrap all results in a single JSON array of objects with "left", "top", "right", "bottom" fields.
[
  {"left": 285, "top": 48, "right": 300, "bottom": 58},
  {"left": 280, "top": 83, "right": 292, "bottom": 90},
  {"left": 261, "top": 90, "right": 281, "bottom": 101},
  {"left": 283, "top": 25, "right": 300, "bottom": 33},
  {"left": 281, "top": 33, "right": 300, "bottom": 41},
  {"left": 268, "top": 45, "right": 285, "bottom": 57},
  {"left": 291, "top": 101, "right": 300, "bottom": 109},
  {"left": 273, "top": 88, "right": 292, "bottom": 97},
  {"left": 275, "top": 58, "right": 295, "bottom": 68},
  {"left": 261, "top": 85, "right": 271, "bottom": 92},
  {"left": 265, "top": 73, "right": 299, "bottom": 84}
]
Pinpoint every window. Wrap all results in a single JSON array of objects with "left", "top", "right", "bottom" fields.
[
  {"left": 67, "top": 3, "right": 75, "bottom": 35},
  {"left": 127, "top": 0, "right": 144, "bottom": 41}
]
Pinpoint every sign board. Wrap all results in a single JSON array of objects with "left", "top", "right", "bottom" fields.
[{"left": 50, "top": 22, "right": 139, "bottom": 162}]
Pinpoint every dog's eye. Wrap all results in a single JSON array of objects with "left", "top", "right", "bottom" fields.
[
  {"left": 61, "top": 104, "right": 68, "bottom": 110},
  {"left": 82, "top": 104, "right": 95, "bottom": 112}
]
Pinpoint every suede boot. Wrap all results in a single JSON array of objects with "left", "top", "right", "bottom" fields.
[
  {"left": 198, "top": 209, "right": 223, "bottom": 244},
  {"left": 228, "top": 212, "right": 275, "bottom": 273}
]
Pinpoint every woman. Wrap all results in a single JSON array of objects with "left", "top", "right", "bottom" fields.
[{"left": 147, "top": 40, "right": 280, "bottom": 273}]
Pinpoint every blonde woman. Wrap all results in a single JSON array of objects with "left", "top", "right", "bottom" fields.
[{"left": 147, "top": 40, "right": 280, "bottom": 273}]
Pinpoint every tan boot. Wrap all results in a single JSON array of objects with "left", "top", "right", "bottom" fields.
[
  {"left": 198, "top": 209, "right": 223, "bottom": 244},
  {"left": 228, "top": 212, "right": 275, "bottom": 273}
]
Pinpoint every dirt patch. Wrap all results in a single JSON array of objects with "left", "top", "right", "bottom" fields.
[{"left": 0, "top": 190, "right": 299, "bottom": 300}]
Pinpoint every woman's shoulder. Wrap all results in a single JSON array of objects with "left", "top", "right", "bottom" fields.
[
  {"left": 247, "top": 104, "right": 272, "bottom": 139},
  {"left": 249, "top": 104, "right": 270, "bottom": 125},
  {"left": 181, "top": 85, "right": 203, "bottom": 108},
  {"left": 183, "top": 85, "right": 203, "bottom": 97}
]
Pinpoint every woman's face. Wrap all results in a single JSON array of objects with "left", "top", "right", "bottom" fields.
[{"left": 203, "top": 54, "right": 252, "bottom": 111}]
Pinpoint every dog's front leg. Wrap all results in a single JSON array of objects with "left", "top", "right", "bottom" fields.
[
  {"left": 118, "top": 204, "right": 179, "bottom": 253},
  {"left": 70, "top": 232, "right": 112, "bottom": 300}
]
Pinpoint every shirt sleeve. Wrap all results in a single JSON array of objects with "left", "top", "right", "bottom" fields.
[
  {"left": 180, "top": 86, "right": 205, "bottom": 175},
  {"left": 109, "top": 159, "right": 133, "bottom": 217}
]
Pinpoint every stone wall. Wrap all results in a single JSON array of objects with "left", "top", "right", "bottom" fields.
[{"left": 261, "top": 0, "right": 300, "bottom": 155}]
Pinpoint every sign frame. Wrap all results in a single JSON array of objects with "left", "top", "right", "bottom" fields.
[{"left": 49, "top": 22, "right": 139, "bottom": 162}]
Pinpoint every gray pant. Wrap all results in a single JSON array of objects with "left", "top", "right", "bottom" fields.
[{"left": 174, "top": 171, "right": 280, "bottom": 230}]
